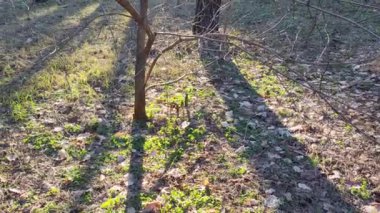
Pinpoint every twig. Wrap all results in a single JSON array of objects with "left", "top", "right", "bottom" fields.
[
  {"left": 295, "top": 0, "right": 380, "bottom": 40},
  {"left": 145, "top": 71, "right": 196, "bottom": 91},
  {"left": 144, "top": 37, "right": 197, "bottom": 86}
]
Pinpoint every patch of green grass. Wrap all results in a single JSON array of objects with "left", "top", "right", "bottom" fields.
[
  {"left": 33, "top": 202, "right": 64, "bottom": 213},
  {"left": 237, "top": 190, "right": 259, "bottom": 205},
  {"left": 100, "top": 193, "right": 125, "bottom": 212},
  {"left": 81, "top": 191, "right": 93, "bottom": 204},
  {"left": 161, "top": 186, "right": 221, "bottom": 212},
  {"left": 350, "top": 179, "right": 371, "bottom": 200},
  {"left": 63, "top": 166, "right": 86, "bottom": 187},
  {"left": 64, "top": 123, "right": 82, "bottom": 134},
  {"left": 67, "top": 145, "right": 88, "bottom": 160},
  {"left": 9, "top": 97, "right": 36, "bottom": 122},
  {"left": 309, "top": 154, "right": 321, "bottom": 167},
  {"left": 108, "top": 133, "right": 132, "bottom": 149},
  {"left": 24, "top": 132, "right": 62, "bottom": 155},
  {"left": 229, "top": 166, "right": 247, "bottom": 178},
  {"left": 47, "top": 187, "right": 60, "bottom": 197},
  {"left": 344, "top": 124, "right": 353, "bottom": 133},
  {"left": 146, "top": 102, "right": 161, "bottom": 119},
  {"left": 224, "top": 126, "right": 238, "bottom": 143}
]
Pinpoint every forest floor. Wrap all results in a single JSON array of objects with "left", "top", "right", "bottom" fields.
[{"left": 0, "top": 0, "right": 379, "bottom": 212}]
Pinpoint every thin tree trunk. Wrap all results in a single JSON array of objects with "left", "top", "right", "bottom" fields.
[
  {"left": 192, "top": 0, "right": 222, "bottom": 35},
  {"left": 134, "top": 0, "right": 148, "bottom": 120}
]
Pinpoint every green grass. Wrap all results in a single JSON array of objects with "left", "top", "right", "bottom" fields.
[
  {"left": 24, "top": 132, "right": 62, "bottom": 155},
  {"left": 63, "top": 166, "right": 86, "bottom": 187},
  {"left": 161, "top": 186, "right": 221, "bottom": 212},
  {"left": 64, "top": 123, "right": 82, "bottom": 134},
  {"left": 350, "top": 180, "right": 371, "bottom": 200},
  {"left": 229, "top": 166, "right": 248, "bottom": 178}
]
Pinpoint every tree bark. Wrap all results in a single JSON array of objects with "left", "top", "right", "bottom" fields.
[
  {"left": 192, "top": 0, "right": 222, "bottom": 35},
  {"left": 134, "top": 0, "right": 149, "bottom": 120}
]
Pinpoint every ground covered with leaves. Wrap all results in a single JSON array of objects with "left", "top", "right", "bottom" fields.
[{"left": 0, "top": 0, "right": 379, "bottom": 212}]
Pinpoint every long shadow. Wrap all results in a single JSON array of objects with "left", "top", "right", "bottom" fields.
[
  {"left": 0, "top": 3, "right": 104, "bottom": 120},
  {"left": 199, "top": 44, "right": 357, "bottom": 211},
  {"left": 0, "top": 1, "right": 101, "bottom": 99},
  {"left": 125, "top": 124, "right": 146, "bottom": 212},
  {"left": 66, "top": 17, "right": 137, "bottom": 211}
]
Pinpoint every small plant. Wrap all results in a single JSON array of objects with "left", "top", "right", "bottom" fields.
[
  {"left": 81, "top": 191, "right": 93, "bottom": 204},
  {"left": 161, "top": 186, "right": 221, "bottom": 212},
  {"left": 67, "top": 145, "right": 87, "bottom": 160},
  {"left": 350, "top": 180, "right": 371, "bottom": 200},
  {"left": 10, "top": 99, "right": 35, "bottom": 122},
  {"left": 344, "top": 124, "right": 353, "bottom": 133},
  {"left": 108, "top": 133, "right": 132, "bottom": 149},
  {"left": 47, "top": 186, "right": 60, "bottom": 197},
  {"left": 64, "top": 123, "right": 82, "bottom": 134},
  {"left": 309, "top": 154, "right": 321, "bottom": 167},
  {"left": 187, "top": 126, "right": 206, "bottom": 141},
  {"left": 229, "top": 166, "right": 247, "bottom": 178},
  {"left": 100, "top": 194, "right": 125, "bottom": 211},
  {"left": 24, "top": 132, "right": 62, "bottom": 155},
  {"left": 63, "top": 166, "right": 85, "bottom": 187}
]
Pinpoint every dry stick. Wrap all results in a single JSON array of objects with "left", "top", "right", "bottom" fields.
[
  {"left": 144, "top": 37, "right": 197, "bottom": 86},
  {"left": 145, "top": 72, "right": 194, "bottom": 91},
  {"left": 156, "top": 31, "right": 379, "bottom": 65},
  {"left": 295, "top": 0, "right": 380, "bottom": 40},
  {"left": 258, "top": 13, "right": 288, "bottom": 37},
  {"left": 339, "top": 0, "right": 380, "bottom": 10}
]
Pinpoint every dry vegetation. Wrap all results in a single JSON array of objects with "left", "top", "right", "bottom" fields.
[{"left": 0, "top": 0, "right": 379, "bottom": 212}]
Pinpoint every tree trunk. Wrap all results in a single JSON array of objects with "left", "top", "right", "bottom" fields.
[
  {"left": 134, "top": 0, "right": 149, "bottom": 121},
  {"left": 192, "top": 0, "right": 222, "bottom": 35}
]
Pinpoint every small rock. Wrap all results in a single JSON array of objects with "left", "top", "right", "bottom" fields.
[
  {"left": 293, "top": 166, "right": 302, "bottom": 173},
  {"left": 127, "top": 207, "right": 136, "bottom": 213},
  {"left": 9, "top": 188, "right": 22, "bottom": 194},
  {"left": 124, "top": 174, "right": 135, "bottom": 186},
  {"left": 328, "top": 170, "right": 341, "bottom": 180},
  {"left": 25, "top": 38, "right": 33, "bottom": 44},
  {"left": 117, "top": 155, "right": 125, "bottom": 163},
  {"left": 43, "top": 118, "right": 56, "bottom": 126},
  {"left": 323, "top": 203, "right": 334, "bottom": 211},
  {"left": 58, "top": 149, "right": 68, "bottom": 160},
  {"left": 99, "top": 174, "right": 106, "bottom": 181},
  {"left": 240, "top": 101, "right": 253, "bottom": 108},
  {"left": 53, "top": 127, "right": 63, "bottom": 132},
  {"left": 235, "top": 146, "right": 247, "bottom": 154},
  {"left": 257, "top": 105, "right": 266, "bottom": 111},
  {"left": 225, "top": 111, "right": 234, "bottom": 122},
  {"left": 265, "top": 188, "right": 276, "bottom": 194},
  {"left": 283, "top": 158, "right": 292, "bottom": 164},
  {"left": 284, "top": 192, "right": 292, "bottom": 201},
  {"left": 180, "top": 121, "right": 190, "bottom": 129},
  {"left": 274, "top": 146, "right": 283, "bottom": 152},
  {"left": 298, "top": 183, "right": 312, "bottom": 191},
  {"left": 264, "top": 195, "right": 281, "bottom": 208},
  {"left": 267, "top": 152, "right": 281, "bottom": 159},
  {"left": 6, "top": 154, "right": 17, "bottom": 162},
  {"left": 221, "top": 121, "right": 230, "bottom": 128},
  {"left": 82, "top": 153, "right": 92, "bottom": 161}
]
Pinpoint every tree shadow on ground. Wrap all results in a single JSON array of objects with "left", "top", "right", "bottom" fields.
[
  {"left": 0, "top": 2, "right": 103, "bottom": 105},
  {"left": 65, "top": 20, "right": 138, "bottom": 211},
  {"left": 199, "top": 45, "right": 357, "bottom": 212}
]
